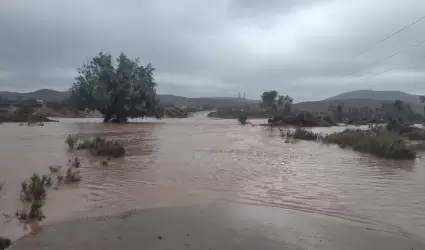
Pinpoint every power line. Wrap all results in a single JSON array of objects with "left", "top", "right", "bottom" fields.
[
  {"left": 364, "top": 54, "right": 425, "bottom": 79},
  {"left": 310, "top": 13, "right": 425, "bottom": 79},
  {"left": 349, "top": 14, "right": 425, "bottom": 59},
  {"left": 341, "top": 38, "right": 425, "bottom": 78}
]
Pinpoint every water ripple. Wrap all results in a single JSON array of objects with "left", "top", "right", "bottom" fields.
[{"left": 1, "top": 118, "right": 424, "bottom": 240}]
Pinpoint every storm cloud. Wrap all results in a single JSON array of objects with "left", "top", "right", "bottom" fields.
[{"left": 1, "top": 0, "right": 425, "bottom": 101}]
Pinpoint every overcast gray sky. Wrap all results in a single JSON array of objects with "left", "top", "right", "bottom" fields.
[{"left": 1, "top": 0, "right": 425, "bottom": 101}]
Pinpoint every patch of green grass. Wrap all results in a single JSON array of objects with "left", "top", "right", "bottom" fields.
[{"left": 323, "top": 129, "right": 416, "bottom": 159}]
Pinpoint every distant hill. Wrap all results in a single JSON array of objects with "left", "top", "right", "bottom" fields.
[
  {"left": 0, "top": 90, "right": 259, "bottom": 108},
  {"left": 159, "top": 94, "right": 259, "bottom": 108},
  {"left": 1, "top": 89, "right": 423, "bottom": 114},
  {"left": 294, "top": 99, "right": 424, "bottom": 114},
  {"left": 326, "top": 90, "right": 422, "bottom": 104},
  {"left": 0, "top": 89, "right": 69, "bottom": 101}
]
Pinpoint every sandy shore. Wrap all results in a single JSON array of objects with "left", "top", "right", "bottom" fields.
[{"left": 9, "top": 202, "right": 424, "bottom": 250}]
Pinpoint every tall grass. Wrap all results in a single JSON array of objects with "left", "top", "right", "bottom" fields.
[{"left": 323, "top": 129, "right": 416, "bottom": 159}]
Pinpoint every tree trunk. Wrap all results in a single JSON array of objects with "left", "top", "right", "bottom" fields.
[
  {"left": 103, "top": 114, "right": 112, "bottom": 123},
  {"left": 111, "top": 116, "right": 128, "bottom": 123}
]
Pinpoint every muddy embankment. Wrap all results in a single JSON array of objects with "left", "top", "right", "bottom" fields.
[{"left": 9, "top": 203, "right": 425, "bottom": 250}]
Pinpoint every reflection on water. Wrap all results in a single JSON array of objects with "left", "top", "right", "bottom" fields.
[{"left": 1, "top": 117, "right": 425, "bottom": 240}]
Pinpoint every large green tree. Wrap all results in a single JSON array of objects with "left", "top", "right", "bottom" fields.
[{"left": 70, "top": 52, "right": 163, "bottom": 123}]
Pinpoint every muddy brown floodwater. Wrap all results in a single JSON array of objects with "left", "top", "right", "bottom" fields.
[{"left": 1, "top": 115, "right": 425, "bottom": 242}]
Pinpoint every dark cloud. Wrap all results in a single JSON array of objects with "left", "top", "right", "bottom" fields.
[{"left": 1, "top": 0, "right": 425, "bottom": 101}]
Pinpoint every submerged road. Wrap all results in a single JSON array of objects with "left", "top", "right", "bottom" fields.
[{"left": 10, "top": 202, "right": 424, "bottom": 250}]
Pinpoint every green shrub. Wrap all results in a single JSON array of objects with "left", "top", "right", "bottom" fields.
[
  {"left": 20, "top": 173, "right": 48, "bottom": 202},
  {"left": 71, "top": 157, "right": 81, "bottom": 168},
  {"left": 323, "top": 129, "right": 416, "bottom": 159},
  {"left": 18, "top": 173, "right": 50, "bottom": 222},
  {"left": 65, "top": 169, "right": 81, "bottom": 183},
  {"left": 0, "top": 236, "right": 11, "bottom": 250},
  {"left": 65, "top": 135, "right": 79, "bottom": 149},
  {"left": 286, "top": 127, "right": 321, "bottom": 141},
  {"left": 163, "top": 105, "right": 189, "bottom": 118},
  {"left": 76, "top": 138, "right": 94, "bottom": 150},
  {"left": 70, "top": 136, "right": 125, "bottom": 158},
  {"left": 42, "top": 174, "right": 52, "bottom": 187},
  {"left": 323, "top": 129, "right": 364, "bottom": 146},
  {"left": 28, "top": 200, "right": 46, "bottom": 221},
  {"left": 90, "top": 141, "right": 125, "bottom": 158},
  {"left": 237, "top": 115, "right": 248, "bottom": 125}
]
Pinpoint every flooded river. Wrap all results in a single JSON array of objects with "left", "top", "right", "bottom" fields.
[{"left": 1, "top": 115, "right": 425, "bottom": 241}]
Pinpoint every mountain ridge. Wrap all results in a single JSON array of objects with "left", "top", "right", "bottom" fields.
[
  {"left": 0, "top": 90, "right": 259, "bottom": 108},
  {"left": 1, "top": 89, "right": 424, "bottom": 114},
  {"left": 0, "top": 89, "right": 69, "bottom": 101}
]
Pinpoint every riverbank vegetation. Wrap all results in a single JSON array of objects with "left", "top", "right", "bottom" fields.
[
  {"left": 328, "top": 100, "right": 425, "bottom": 125},
  {"left": 267, "top": 111, "right": 337, "bottom": 127},
  {"left": 323, "top": 129, "right": 416, "bottom": 159},
  {"left": 209, "top": 90, "right": 338, "bottom": 127},
  {"left": 66, "top": 135, "right": 125, "bottom": 158},
  {"left": 278, "top": 120, "right": 421, "bottom": 159},
  {"left": 17, "top": 173, "right": 50, "bottom": 222},
  {"left": 283, "top": 128, "right": 322, "bottom": 141},
  {"left": 2, "top": 157, "right": 82, "bottom": 229},
  {"left": 0, "top": 99, "right": 58, "bottom": 123},
  {"left": 208, "top": 90, "right": 425, "bottom": 131},
  {"left": 163, "top": 104, "right": 189, "bottom": 118}
]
